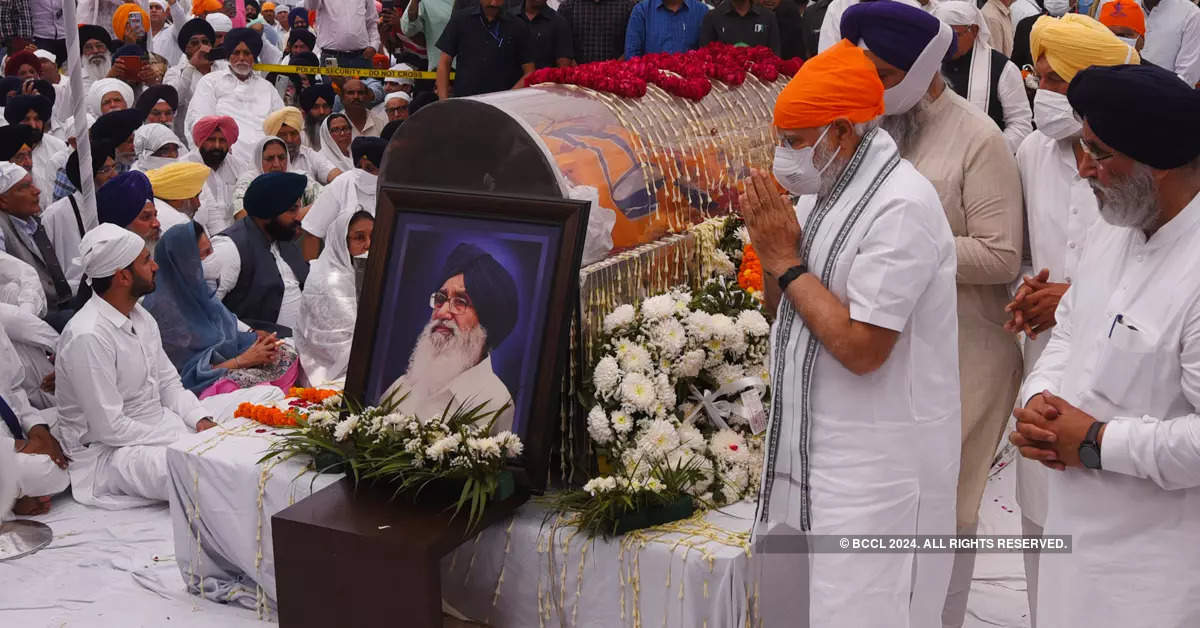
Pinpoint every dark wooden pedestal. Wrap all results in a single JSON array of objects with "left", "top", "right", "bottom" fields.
[{"left": 273, "top": 477, "right": 528, "bottom": 628}]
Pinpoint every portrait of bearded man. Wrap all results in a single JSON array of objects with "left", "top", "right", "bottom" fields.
[{"left": 383, "top": 243, "right": 518, "bottom": 434}]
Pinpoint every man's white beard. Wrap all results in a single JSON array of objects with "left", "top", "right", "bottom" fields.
[
  {"left": 815, "top": 143, "right": 851, "bottom": 202},
  {"left": 85, "top": 54, "right": 112, "bottom": 82},
  {"left": 1090, "top": 163, "right": 1160, "bottom": 231},
  {"left": 231, "top": 62, "right": 255, "bottom": 79},
  {"left": 401, "top": 319, "right": 488, "bottom": 406},
  {"left": 879, "top": 97, "right": 931, "bottom": 156}
]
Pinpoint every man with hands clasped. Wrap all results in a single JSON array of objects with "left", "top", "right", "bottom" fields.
[{"left": 1008, "top": 63, "right": 1200, "bottom": 627}]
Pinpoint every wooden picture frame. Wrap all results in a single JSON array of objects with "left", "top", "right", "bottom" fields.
[{"left": 345, "top": 185, "right": 590, "bottom": 493}]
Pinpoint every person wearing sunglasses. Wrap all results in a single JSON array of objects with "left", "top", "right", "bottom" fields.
[
  {"left": 382, "top": 242, "right": 518, "bottom": 435},
  {"left": 1010, "top": 62, "right": 1200, "bottom": 628},
  {"left": 1002, "top": 14, "right": 1140, "bottom": 627}
]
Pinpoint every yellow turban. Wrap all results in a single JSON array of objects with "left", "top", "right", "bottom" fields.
[
  {"left": 263, "top": 106, "right": 305, "bottom": 136},
  {"left": 147, "top": 162, "right": 212, "bottom": 201},
  {"left": 774, "top": 40, "right": 885, "bottom": 130},
  {"left": 112, "top": 3, "right": 151, "bottom": 41},
  {"left": 1030, "top": 13, "right": 1139, "bottom": 83}
]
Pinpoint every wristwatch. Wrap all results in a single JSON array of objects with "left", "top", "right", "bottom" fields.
[
  {"left": 777, "top": 264, "right": 808, "bottom": 292},
  {"left": 1078, "top": 421, "right": 1103, "bottom": 470}
]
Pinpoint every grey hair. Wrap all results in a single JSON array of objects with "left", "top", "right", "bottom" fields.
[{"left": 853, "top": 119, "right": 881, "bottom": 136}]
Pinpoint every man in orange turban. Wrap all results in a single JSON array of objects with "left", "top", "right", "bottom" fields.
[
  {"left": 113, "top": 3, "right": 151, "bottom": 43},
  {"left": 743, "top": 37, "right": 962, "bottom": 628},
  {"left": 1098, "top": 0, "right": 1147, "bottom": 51}
]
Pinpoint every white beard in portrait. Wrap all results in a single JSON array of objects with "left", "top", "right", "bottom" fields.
[
  {"left": 84, "top": 51, "right": 113, "bottom": 83},
  {"left": 401, "top": 318, "right": 489, "bottom": 405}
]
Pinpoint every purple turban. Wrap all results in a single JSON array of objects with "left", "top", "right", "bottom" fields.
[
  {"left": 841, "top": 0, "right": 956, "bottom": 71},
  {"left": 440, "top": 243, "right": 518, "bottom": 349},
  {"left": 98, "top": 171, "right": 154, "bottom": 227}
]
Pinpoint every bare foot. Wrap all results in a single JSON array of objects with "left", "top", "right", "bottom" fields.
[{"left": 12, "top": 495, "right": 52, "bottom": 516}]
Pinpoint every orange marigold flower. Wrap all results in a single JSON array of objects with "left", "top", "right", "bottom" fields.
[{"left": 738, "top": 244, "right": 764, "bottom": 295}]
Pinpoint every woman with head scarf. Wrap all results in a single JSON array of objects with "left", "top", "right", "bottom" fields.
[
  {"left": 132, "top": 123, "right": 184, "bottom": 171},
  {"left": 296, "top": 209, "right": 373, "bottom": 385},
  {"left": 143, "top": 221, "right": 299, "bottom": 395},
  {"left": 231, "top": 135, "right": 320, "bottom": 221},
  {"left": 317, "top": 112, "right": 355, "bottom": 173}
]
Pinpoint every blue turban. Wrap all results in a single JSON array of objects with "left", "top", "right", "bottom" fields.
[
  {"left": 98, "top": 171, "right": 154, "bottom": 227},
  {"left": 3, "top": 95, "right": 51, "bottom": 125},
  {"left": 0, "top": 124, "right": 35, "bottom": 160},
  {"left": 244, "top": 171, "right": 307, "bottom": 219},
  {"left": 223, "top": 27, "right": 264, "bottom": 58},
  {"left": 90, "top": 108, "right": 144, "bottom": 146},
  {"left": 440, "top": 244, "right": 518, "bottom": 349},
  {"left": 841, "top": 0, "right": 957, "bottom": 71},
  {"left": 351, "top": 136, "right": 387, "bottom": 169},
  {"left": 1068, "top": 64, "right": 1200, "bottom": 171}
]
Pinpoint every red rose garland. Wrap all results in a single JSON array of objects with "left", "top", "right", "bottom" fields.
[{"left": 526, "top": 43, "right": 803, "bottom": 102}]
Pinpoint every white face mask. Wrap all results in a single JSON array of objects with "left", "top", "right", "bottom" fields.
[
  {"left": 1033, "top": 89, "right": 1082, "bottom": 140},
  {"left": 1116, "top": 35, "right": 1139, "bottom": 49},
  {"left": 1044, "top": 0, "right": 1070, "bottom": 16},
  {"left": 772, "top": 126, "right": 840, "bottom": 197},
  {"left": 200, "top": 253, "right": 222, "bottom": 287}
]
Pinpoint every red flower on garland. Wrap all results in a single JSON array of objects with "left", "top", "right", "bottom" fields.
[{"left": 525, "top": 42, "right": 803, "bottom": 102}]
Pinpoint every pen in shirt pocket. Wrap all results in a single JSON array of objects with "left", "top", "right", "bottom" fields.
[{"left": 1108, "top": 313, "right": 1139, "bottom": 338}]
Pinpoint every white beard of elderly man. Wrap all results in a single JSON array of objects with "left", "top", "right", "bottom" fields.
[{"left": 384, "top": 243, "right": 517, "bottom": 434}]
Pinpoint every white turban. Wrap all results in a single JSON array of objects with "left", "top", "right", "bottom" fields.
[
  {"left": 87, "top": 78, "right": 135, "bottom": 120},
  {"left": 78, "top": 224, "right": 146, "bottom": 280},
  {"left": 206, "top": 12, "right": 233, "bottom": 33},
  {"left": 933, "top": 0, "right": 993, "bottom": 48},
  {"left": 384, "top": 64, "right": 416, "bottom": 88},
  {"left": 33, "top": 49, "right": 56, "bottom": 63},
  {"left": 134, "top": 123, "right": 182, "bottom": 161},
  {"left": 0, "top": 162, "right": 28, "bottom": 195},
  {"left": 384, "top": 91, "right": 411, "bottom": 104}
]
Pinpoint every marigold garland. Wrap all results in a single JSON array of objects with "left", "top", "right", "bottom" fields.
[
  {"left": 235, "top": 402, "right": 300, "bottom": 427},
  {"left": 737, "top": 244, "right": 764, "bottom": 296},
  {"left": 287, "top": 387, "right": 339, "bottom": 405}
]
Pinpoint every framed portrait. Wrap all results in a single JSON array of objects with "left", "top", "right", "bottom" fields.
[{"left": 345, "top": 186, "right": 590, "bottom": 492}]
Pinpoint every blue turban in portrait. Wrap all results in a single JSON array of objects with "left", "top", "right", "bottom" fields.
[{"left": 440, "top": 243, "right": 518, "bottom": 350}]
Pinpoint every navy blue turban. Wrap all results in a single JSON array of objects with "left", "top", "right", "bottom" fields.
[
  {"left": 299, "top": 83, "right": 334, "bottom": 112},
  {"left": 841, "top": 0, "right": 956, "bottom": 71},
  {"left": 98, "top": 171, "right": 154, "bottom": 227},
  {"left": 65, "top": 141, "right": 117, "bottom": 190},
  {"left": 244, "top": 171, "right": 307, "bottom": 219},
  {"left": 440, "top": 244, "right": 518, "bottom": 349},
  {"left": 1068, "top": 64, "right": 1200, "bottom": 171},
  {"left": 134, "top": 84, "right": 179, "bottom": 117},
  {"left": 351, "top": 136, "right": 387, "bottom": 169},
  {"left": 79, "top": 24, "right": 113, "bottom": 53},
  {"left": 3, "top": 95, "right": 51, "bottom": 125},
  {"left": 90, "top": 109, "right": 144, "bottom": 146},
  {"left": 223, "top": 27, "right": 264, "bottom": 58},
  {"left": 177, "top": 18, "right": 216, "bottom": 51},
  {"left": 0, "top": 124, "right": 35, "bottom": 160}
]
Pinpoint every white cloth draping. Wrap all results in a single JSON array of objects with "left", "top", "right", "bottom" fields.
[
  {"left": 133, "top": 123, "right": 183, "bottom": 172},
  {"left": 297, "top": 209, "right": 358, "bottom": 386},
  {"left": 288, "top": 144, "right": 340, "bottom": 185},
  {"left": 31, "top": 134, "right": 69, "bottom": 211},
  {"left": 0, "top": 251, "right": 57, "bottom": 409},
  {"left": 300, "top": 168, "right": 376, "bottom": 239}
]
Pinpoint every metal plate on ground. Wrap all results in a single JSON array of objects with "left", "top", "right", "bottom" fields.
[{"left": 0, "top": 519, "right": 52, "bottom": 561}]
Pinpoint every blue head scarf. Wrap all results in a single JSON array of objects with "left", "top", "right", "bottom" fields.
[{"left": 142, "top": 222, "right": 256, "bottom": 393}]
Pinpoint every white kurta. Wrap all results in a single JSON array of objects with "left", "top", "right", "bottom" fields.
[
  {"left": 1142, "top": 0, "right": 1200, "bottom": 86},
  {"left": 183, "top": 68, "right": 285, "bottom": 166},
  {"left": 297, "top": 210, "right": 358, "bottom": 386},
  {"left": 1012, "top": 130, "right": 1103, "bottom": 527},
  {"left": 817, "top": 0, "right": 927, "bottom": 52},
  {"left": 154, "top": 198, "right": 193, "bottom": 235},
  {"left": 0, "top": 251, "right": 58, "bottom": 409},
  {"left": 208, "top": 235, "right": 304, "bottom": 331},
  {"left": 56, "top": 295, "right": 209, "bottom": 509},
  {"left": 31, "top": 134, "right": 70, "bottom": 211},
  {"left": 383, "top": 356, "right": 516, "bottom": 435},
  {"left": 1020, "top": 190, "right": 1200, "bottom": 626},
  {"left": 300, "top": 169, "right": 377, "bottom": 239},
  {"left": 290, "top": 144, "right": 340, "bottom": 185},
  {"left": 181, "top": 148, "right": 249, "bottom": 236},
  {"left": 41, "top": 192, "right": 86, "bottom": 291},
  {"left": 754, "top": 130, "right": 961, "bottom": 627},
  {"left": 0, "top": 326, "right": 69, "bottom": 499}
]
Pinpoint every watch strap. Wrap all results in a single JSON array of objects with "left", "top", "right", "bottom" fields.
[{"left": 777, "top": 264, "right": 808, "bottom": 292}]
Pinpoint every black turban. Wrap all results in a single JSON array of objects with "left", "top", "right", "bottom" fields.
[
  {"left": 299, "top": 83, "right": 334, "bottom": 112},
  {"left": 134, "top": 84, "right": 179, "bottom": 117},
  {"left": 381, "top": 119, "right": 404, "bottom": 141},
  {"left": 291, "top": 51, "right": 319, "bottom": 68},
  {"left": 29, "top": 79, "right": 55, "bottom": 106},
  {"left": 90, "top": 109, "right": 144, "bottom": 146},
  {"left": 3, "top": 95, "right": 51, "bottom": 125},
  {"left": 289, "top": 12, "right": 308, "bottom": 29},
  {"left": 286, "top": 27, "right": 316, "bottom": 52},
  {"left": 244, "top": 172, "right": 307, "bottom": 219},
  {"left": 222, "top": 27, "right": 264, "bottom": 59},
  {"left": 79, "top": 25, "right": 113, "bottom": 53},
  {"left": 65, "top": 141, "right": 117, "bottom": 190},
  {"left": 114, "top": 44, "right": 144, "bottom": 58},
  {"left": 1068, "top": 64, "right": 1200, "bottom": 171},
  {"left": 177, "top": 18, "right": 216, "bottom": 51},
  {"left": 440, "top": 244, "right": 518, "bottom": 349},
  {"left": 351, "top": 136, "right": 387, "bottom": 169},
  {"left": 97, "top": 171, "right": 154, "bottom": 228},
  {"left": 0, "top": 124, "right": 35, "bottom": 161},
  {"left": 0, "top": 77, "right": 21, "bottom": 106},
  {"left": 338, "top": 56, "right": 372, "bottom": 71}
]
